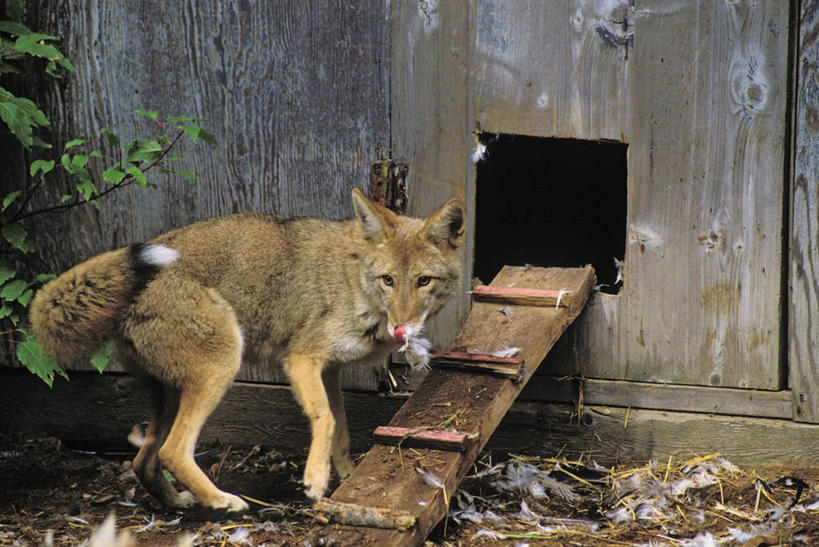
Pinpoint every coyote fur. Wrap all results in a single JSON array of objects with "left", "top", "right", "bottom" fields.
[{"left": 29, "top": 189, "right": 465, "bottom": 512}]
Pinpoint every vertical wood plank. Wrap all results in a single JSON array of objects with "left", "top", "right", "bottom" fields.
[
  {"left": 790, "top": 1, "right": 819, "bottom": 423},
  {"left": 389, "top": 0, "right": 473, "bottom": 352},
  {"left": 474, "top": 0, "right": 631, "bottom": 140},
  {"left": 623, "top": 0, "right": 789, "bottom": 388}
]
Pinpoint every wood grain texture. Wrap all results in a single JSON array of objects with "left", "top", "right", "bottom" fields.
[
  {"left": 474, "top": 0, "right": 631, "bottom": 140},
  {"left": 790, "top": 2, "right": 819, "bottom": 423},
  {"left": 621, "top": 0, "right": 790, "bottom": 388},
  {"left": 493, "top": 402, "right": 819, "bottom": 468},
  {"left": 17, "top": 1, "right": 391, "bottom": 388},
  {"left": 519, "top": 376, "right": 793, "bottom": 420}
]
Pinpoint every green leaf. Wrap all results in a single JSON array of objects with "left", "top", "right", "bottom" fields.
[
  {"left": 0, "top": 87, "right": 49, "bottom": 148},
  {"left": 64, "top": 138, "right": 85, "bottom": 150},
  {"left": 17, "top": 288, "right": 33, "bottom": 307},
  {"left": 125, "top": 166, "right": 148, "bottom": 187},
  {"left": 2, "top": 190, "right": 21, "bottom": 210},
  {"left": 0, "top": 262, "right": 16, "bottom": 285},
  {"left": 173, "top": 170, "right": 196, "bottom": 179},
  {"left": 0, "top": 21, "right": 32, "bottom": 36},
  {"left": 1, "top": 222, "right": 34, "bottom": 254},
  {"left": 89, "top": 150, "right": 102, "bottom": 158},
  {"left": 60, "top": 194, "right": 72, "bottom": 203},
  {"left": 126, "top": 139, "right": 163, "bottom": 164},
  {"left": 29, "top": 159, "right": 55, "bottom": 177},
  {"left": 0, "top": 302, "right": 13, "bottom": 319},
  {"left": 90, "top": 342, "right": 112, "bottom": 373},
  {"left": 13, "top": 33, "right": 62, "bottom": 60},
  {"left": 198, "top": 127, "right": 216, "bottom": 144},
  {"left": 60, "top": 153, "right": 73, "bottom": 172},
  {"left": 136, "top": 108, "right": 159, "bottom": 121},
  {"left": 1, "top": 278, "right": 27, "bottom": 301},
  {"left": 30, "top": 136, "right": 51, "bottom": 149},
  {"left": 35, "top": 273, "right": 57, "bottom": 283},
  {"left": 16, "top": 332, "right": 66, "bottom": 388},
  {"left": 103, "top": 167, "right": 126, "bottom": 185},
  {"left": 71, "top": 154, "right": 89, "bottom": 168},
  {"left": 182, "top": 124, "right": 201, "bottom": 142},
  {"left": 100, "top": 127, "right": 120, "bottom": 148},
  {"left": 75, "top": 178, "right": 97, "bottom": 201}
]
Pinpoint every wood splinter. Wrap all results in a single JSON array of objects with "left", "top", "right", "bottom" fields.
[
  {"left": 312, "top": 499, "right": 416, "bottom": 531},
  {"left": 472, "top": 285, "right": 574, "bottom": 308},
  {"left": 431, "top": 350, "right": 524, "bottom": 380},
  {"left": 373, "top": 425, "right": 475, "bottom": 452}
]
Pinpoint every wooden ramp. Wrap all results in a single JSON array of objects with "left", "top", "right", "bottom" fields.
[{"left": 312, "top": 266, "right": 596, "bottom": 545}]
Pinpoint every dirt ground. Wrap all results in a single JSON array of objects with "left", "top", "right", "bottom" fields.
[{"left": 1, "top": 432, "right": 817, "bottom": 546}]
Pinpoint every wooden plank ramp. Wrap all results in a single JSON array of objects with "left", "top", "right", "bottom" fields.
[{"left": 310, "top": 265, "right": 596, "bottom": 545}]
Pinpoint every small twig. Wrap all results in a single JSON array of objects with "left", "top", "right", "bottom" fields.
[
  {"left": 11, "top": 173, "right": 46, "bottom": 223},
  {"left": 213, "top": 444, "right": 232, "bottom": 483}
]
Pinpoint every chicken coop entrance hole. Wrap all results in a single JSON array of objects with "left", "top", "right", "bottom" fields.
[{"left": 474, "top": 134, "right": 627, "bottom": 294}]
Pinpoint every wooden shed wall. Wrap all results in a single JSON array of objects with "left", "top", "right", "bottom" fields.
[
  {"left": 2, "top": 0, "right": 819, "bottom": 462},
  {"left": 471, "top": 0, "right": 791, "bottom": 391},
  {"left": 4, "top": 1, "right": 818, "bottom": 426},
  {"left": 16, "top": 0, "right": 397, "bottom": 389}
]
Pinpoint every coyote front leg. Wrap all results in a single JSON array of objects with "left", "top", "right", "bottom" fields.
[{"left": 286, "top": 353, "right": 335, "bottom": 500}]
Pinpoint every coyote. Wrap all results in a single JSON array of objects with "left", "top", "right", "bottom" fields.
[{"left": 29, "top": 189, "right": 465, "bottom": 512}]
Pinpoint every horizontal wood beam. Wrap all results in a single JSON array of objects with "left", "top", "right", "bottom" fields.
[
  {"left": 0, "top": 368, "right": 814, "bottom": 468},
  {"left": 519, "top": 376, "right": 794, "bottom": 420}
]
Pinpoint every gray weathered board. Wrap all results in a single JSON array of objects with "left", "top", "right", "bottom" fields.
[
  {"left": 790, "top": 1, "right": 819, "bottom": 423},
  {"left": 313, "top": 266, "right": 596, "bottom": 545}
]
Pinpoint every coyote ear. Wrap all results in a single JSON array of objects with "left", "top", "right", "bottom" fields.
[
  {"left": 420, "top": 197, "right": 466, "bottom": 250},
  {"left": 352, "top": 188, "right": 398, "bottom": 242}
]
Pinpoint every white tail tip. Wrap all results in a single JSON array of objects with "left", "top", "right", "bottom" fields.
[{"left": 139, "top": 244, "right": 179, "bottom": 266}]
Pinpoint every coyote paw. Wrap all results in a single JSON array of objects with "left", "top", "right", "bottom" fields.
[
  {"left": 303, "top": 463, "right": 330, "bottom": 501},
  {"left": 304, "top": 484, "right": 326, "bottom": 502},
  {"left": 333, "top": 456, "right": 355, "bottom": 480},
  {"left": 210, "top": 492, "right": 249, "bottom": 513},
  {"left": 169, "top": 490, "right": 197, "bottom": 508}
]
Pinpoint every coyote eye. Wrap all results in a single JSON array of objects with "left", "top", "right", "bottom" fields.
[
  {"left": 417, "top": 276, "right": 431, "bottom": 287},
  {"left": 381, "top": 274, "right": 394, "bottom": 286}
]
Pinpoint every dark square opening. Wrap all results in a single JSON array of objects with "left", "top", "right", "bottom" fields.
[{"left": 474, "top": 134, "right": 627, "bottom": 294}]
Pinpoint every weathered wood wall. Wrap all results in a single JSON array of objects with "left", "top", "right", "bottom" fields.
[
  {"left": 16, "top": 1, "right": 394, "bottom": 388},
  {"left": 472, "top": 1, "right": 792, "bottom": 391},
  {"left": 790, "top": 1, "right": 819, "bottom": 423},
  {"left": 4, "top": 0, "right": 817, "bottom": 436}
]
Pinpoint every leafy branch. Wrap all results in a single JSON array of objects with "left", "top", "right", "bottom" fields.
[{"left": 1, "top": 10, "right": 216, "bottom": 386}]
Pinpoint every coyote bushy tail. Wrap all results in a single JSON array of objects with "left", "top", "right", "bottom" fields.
[{"left": 29, "top": 243, "right": 179, "bottom": 363}]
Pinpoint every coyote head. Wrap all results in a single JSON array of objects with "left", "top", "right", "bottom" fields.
[{"left": 352, "top": 188, "right": 465, "bottom": 340}]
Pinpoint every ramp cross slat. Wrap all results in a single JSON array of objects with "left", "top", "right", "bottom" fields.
[{"left": 313, "top": 266, "right": 596, "bottom": 545}]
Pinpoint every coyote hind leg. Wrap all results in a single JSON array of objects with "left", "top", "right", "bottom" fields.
[
  {"left": 123, "top": 279, "right": 247, "bottom": 512},
  {"left": 131, "top": 380, "right": 195, "bottom": 508},
  {"left": 158, "top": 371, "right": 247, "bottom": 512}
]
